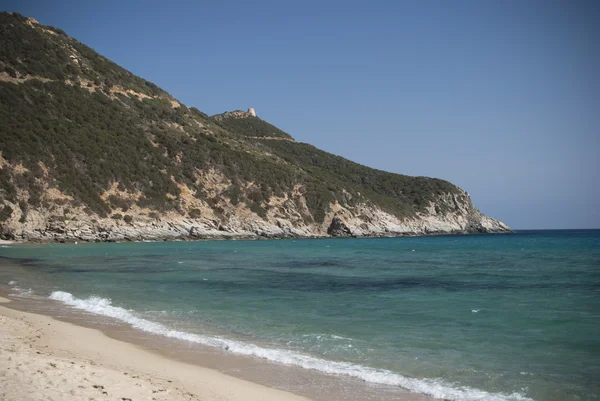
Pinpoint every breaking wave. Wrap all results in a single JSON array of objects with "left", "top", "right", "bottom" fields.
[{"left": 49, "top": 290, "right": 532, "bottom": 401}]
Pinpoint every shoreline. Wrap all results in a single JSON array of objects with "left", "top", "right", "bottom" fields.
[
  {"left": 0, "top": 250, "right": 439, "bottom": 401},
  {"left": 0, "top": 296, "right": 314, "bottom": 401},
  {"left": 1, "top": 232, "right": 594, "bottom": 401},
  {"left": 2, "top": 229, "right": 514, "bottom": 245},
  {"left": 0, "top": 287, "right": 430, "bottom": 401}
]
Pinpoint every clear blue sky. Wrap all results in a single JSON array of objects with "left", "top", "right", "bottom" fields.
[{"left": 5, "top": 0, "right": 599, "bottom": 229}]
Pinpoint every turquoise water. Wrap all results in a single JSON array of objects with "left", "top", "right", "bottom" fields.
[{"left": 1, "top": 230, "right": 599, "bottom": 401}]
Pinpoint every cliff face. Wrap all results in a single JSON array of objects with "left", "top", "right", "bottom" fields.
[
  {"left": 0, "top": 12, "right": 510, "bottom": 242},
  {"left": 0, "top": 183, "right": 509, "bottom": 242}
]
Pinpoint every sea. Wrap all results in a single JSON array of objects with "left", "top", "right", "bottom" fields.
[{"left": 0, "top": 230, "right": 599, "bottom": 401}]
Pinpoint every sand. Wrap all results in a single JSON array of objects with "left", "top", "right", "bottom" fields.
[{"left": 0, "top": 297, "right": 312, "bottom": 401}]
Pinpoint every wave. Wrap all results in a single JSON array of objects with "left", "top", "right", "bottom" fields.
[
  {"left": 49, "top": 291, "right": 532, "bottom": 401},
  {"left": 11, "top": 287, "right": 34, "bottom": 297},
  {"left": 8, "top": 280, "right": 35, "bottom": 297}
]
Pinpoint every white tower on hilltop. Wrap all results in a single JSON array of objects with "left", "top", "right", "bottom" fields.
[{"left": 248, "top": 108, "right": 256, "bottom": 117}]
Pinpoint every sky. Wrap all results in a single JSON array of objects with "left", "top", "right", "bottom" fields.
[{"left": 4, "top": 0, "right": 599, "bottom": 229}]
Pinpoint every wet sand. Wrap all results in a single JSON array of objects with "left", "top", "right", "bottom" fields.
[
  {"left": 0, "top": 251, "right": 434, "bottom": 401},
  {"left": 0, "top": 296, "right": 313, "bottom": 401}
]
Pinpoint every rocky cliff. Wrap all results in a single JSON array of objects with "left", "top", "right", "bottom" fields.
[
  {"left": 0, "top": 12, "right": 510, "bottom": 242},
  {"left": 0, "top": 183, "right": 509, "bottom": 242}
]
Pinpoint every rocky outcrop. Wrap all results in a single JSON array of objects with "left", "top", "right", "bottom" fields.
[
  {"left": 318, "top": 190, "right": 509, "bottom": 239},
  {"left": 0, "top": 187, "right": 510, "bottom": 243},
  {"left": 211, "top": 109, "right": 256, "bottom": 122},
  {"left": 327, "top": 216, "right": 353, "bottom": 237}
]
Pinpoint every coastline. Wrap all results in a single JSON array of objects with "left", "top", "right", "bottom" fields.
[
  {"left": 0, "top": 296, "right": 313, "bottom": 401},
  {"left": 0, "top": 287, "right": 432, "bottom": 401},
  {"left": 4, "top": 235, "right": 563, "bottom": 401},
  {"left": 0, "top": 231, "right": 596, "bottom": 401},
  {"left": 2, "top": 228, "right": 514, "bottom": 245}
]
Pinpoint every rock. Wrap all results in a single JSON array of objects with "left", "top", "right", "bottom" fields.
[
  {"left": 327, "top": 216, "right": 353, "bottom": 237},
  {"left": 0, "top": 187, "right": 509, "bottom": 243}
]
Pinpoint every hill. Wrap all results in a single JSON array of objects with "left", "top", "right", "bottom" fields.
[{"left": 0, "top": 12, "right": 509, "bottom": 242}]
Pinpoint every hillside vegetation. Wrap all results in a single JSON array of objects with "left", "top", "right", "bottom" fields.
[{"left": 0, "top": 12, "right": 509, "bottom": 241}]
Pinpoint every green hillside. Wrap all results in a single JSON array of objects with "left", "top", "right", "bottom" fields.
[{"left": 0, "top": 11, "right": 467, "bottom": 229}]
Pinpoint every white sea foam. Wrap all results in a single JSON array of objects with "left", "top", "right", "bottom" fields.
[
  {"left": 49, "top": 291, "right": 533, "bottom": 401},
  {"left": 12, "top": 287, "right": 34, "bottom": 297},
  {"left": 8, "top": 280, "right": 17, "bottom": 285},
  {"left": 330, "top": 334, "right": 355, "bottom": 341}
]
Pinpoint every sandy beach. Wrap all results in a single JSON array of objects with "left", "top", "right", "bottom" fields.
[{"left": 0, "top": 297, "right": 312, "bottom": 401}]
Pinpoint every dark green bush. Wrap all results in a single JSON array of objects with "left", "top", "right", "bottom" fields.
[
  {"left": 250, "top": 203, "right": 267, "bottom": 219},
  {"left": 0, "top": 205, "right": 13, "bottom": 221},
  {"left": 188, "top": 208, "right": 202, "bottom": 218}
]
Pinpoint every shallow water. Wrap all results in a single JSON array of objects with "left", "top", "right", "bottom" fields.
[{"left": 1, "top": 230, "right": 599, "bottom": 401}]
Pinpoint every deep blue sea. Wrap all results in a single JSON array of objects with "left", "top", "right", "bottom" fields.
[{"left": 1, "top": 230, "right": 599, "bottom": 401}]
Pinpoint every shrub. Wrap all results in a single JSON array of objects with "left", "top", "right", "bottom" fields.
[
  {"left": 5, "top": 66, "right": 17, "bottom": 78},
  {"left": 0, "top": 205, "right": 13, "bottom": 221},
  {"left": 250, "top": 203, "right": 267, "bottom": 219},
  {"left": 227, "top": 185, "right": 242, "bottom": 205},
  {"left": 188, "top": 208, "right": 201, "bottom": 218}
]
